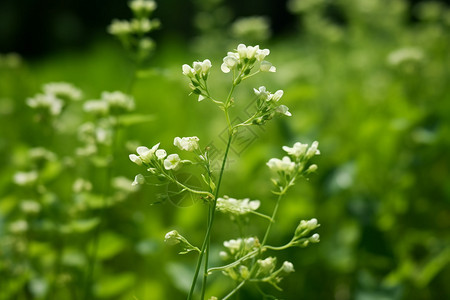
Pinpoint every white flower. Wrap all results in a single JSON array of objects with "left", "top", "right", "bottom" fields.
[
  {"left": 164, "top": 154, "right": 181, "bottom": 170},
  {"left": 306, "top": 141, "right": 320, "bottom": 158},
  {"left": 132, "top": 174, "right": 146, "bottom": 186},
  {"left": 155, "top": 149, "right": 167, "bottom": 160},
  {"left": 43, "top": 82, "right": 82, "bottom": 101},
  {"left": 253, "top": 86, "right": 271, "bottom": 101},
  {"left": 387, "top": 47, "right": 424, "bottom": 66},
  {"left": 216, "top": 196, "right": 260, "bottom": 215},
  {"left": 136, "top": 143, "right": 159, "bottom": 163},
  {"left": 246, "top": 45, "right": 259, "bottom": 59},
  {"left": 13, "top": 171, "right": 38, "bottom": 186},
  {"left": 9, "top": 220, "right": 28, "bottom": 233},
  {"left": 260, "top": 60, "right": 276, "bottom": 72},
  {"left": 27, "top": 94, "right": 64, "bottom": 116},
  {"left": 20, "top": 200, "right": 41, "bottom": 214},
  {"left": 282, "top": 261, "right": 295, "bottom": 273},
  {"left": 174, "top": 136, "right": 200, "bottom": 151},
  {"left": 83, "top": 100, "right": 109, "bottom": 115},
  {"left": 108, "top": 19, "right": 132, "bottom": 35},
  {"left": 131, "top": 18, "right": 153, "bottom": 33},
  {"left": 223, "top": 238, "right": 242, "bottom": 254},
  {"left": 221, "top": 52, "right": 239, "bottom": 73},
  {"left": 182, "top": 64, "right": 195, "bottom": 77},
  {"left": 267, "top": 156, "right": 296, "bottom": 173},
  {"left": 129, "top": 0, "right": 157, "bottom": 14},
  {"left": 183, "top": 60, "right": 211, "bottom": 78},
  {"left": 129, "top": 154, "right": 143, "bottom": 165},
  {"left": 276, "top": 105, "right": 292, "bottom": 116},
  {"left": 101, "top": 91, "right": 134, "bottom": 112},
  {"left": 73, "top": 178, "right": 93, "bottom": 193},
  {"left": 219, "top": 251, "right": 229, "bottom": 260},
  {"left": 271, "top": 90, "right": 284, "bottom": 102},
  {"left": 255, "top": 48, "right": 270, "bottom": 61},
  {"left": 282, "top": 142, "right": 308, "bottom": 158},
  {"left": 257, "top": 257, "right": 276, "bottom": 275}
]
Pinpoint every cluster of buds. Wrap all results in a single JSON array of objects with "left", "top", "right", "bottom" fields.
[
  {"left": 250, "top": 86, "right": 291, "bottom": 125},
  {"left": 291, "top": 218, "right": 321, "bottom": 247},
  {"left": 27, "top": 82, "right": 82, "bottom": 117},
  {"left": 182, "top": 59, "right": 212, "bottom": 101},
  {"left": 267, "top": 141, "right": 320, "bottom": 191},
  {"left": 164, "top": 230, "right": 200, "bottom": 254},
  {"left": 253, "top": 257, "right": 296, "bottom": 289},
  {"left": 107, "top": 0, "right": 160, "bottom": 62}
]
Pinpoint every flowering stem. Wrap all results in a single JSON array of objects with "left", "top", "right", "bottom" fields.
[
  {"left": 261, "top": 192, "right": 284, "bottom": 246},
  {"left": 83, "top": 119, "right": 120, "bottom": 300},
  {"left": 187, "top": 133, "right": 233, "bottom": 300}
]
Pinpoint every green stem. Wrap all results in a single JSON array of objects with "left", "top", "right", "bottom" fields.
[
  {"left": 187, "top": 134, "right": 233, "bottom": 300},
  {"left": 207, "top": 249, "right": 259, "bottom": 273},
  {"left": 261, "top": 192, "right": 284, "bottom": 246},
  {"left": 222, "top": 280, "right": 246, "bottom": 300}
]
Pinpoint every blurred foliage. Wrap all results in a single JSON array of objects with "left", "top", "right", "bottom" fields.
[{"left": 1, "top": 0, "right": 450, "bottom": 299}]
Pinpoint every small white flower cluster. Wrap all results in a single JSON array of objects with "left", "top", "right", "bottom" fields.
[
  {"left": 221, "top": 44, "right": 276, "bottom": 75},
  {"left": 267, "top": 141, "right": 320, "bottom": 182},
  {"left": 174, "top": 136, "right": 200, "bottom": 151},
  {"left": 282, "top": 141, "right": 320, "bottom": 159},
  {"left": 129, "top": 136, "right": 201, "bottom": 186},
  {"left": 108, "top": 1, "right": 159, "bottom": 36},
  {"left": 27, "top": 94, "right": 63, "bottom": 116},
  {"left": 27, "top": 82, "right": 82, "bottom": 116},
  {"left": 20, "top": 200, "right": 41, "bottom": 215},
  {"left": 75, "top": 121, "right": 111, "bottom": 156},
  {"left": 84, "top": 91, "right": 135, "bottom": 116},
  {"left": 43, "top": 82, "right": 83, "bottom": 101},
  {"left": 387, "top": 47, "right": 424, "bottom": 67},
  {"left": 216, "top": 196, "right": 260, "bottom": 215},
  {"left": 129, "top": 0, "right": 157, "bottom": 17},
  {"left": 108, "top": 0, "right": 159, "bottom": 62},
  {"left": 182, "top": 60, "right": 212, "bottom": 101},
  {"left": 250, "top": 86, "right": 291, "bottom": 125},
  {"left": 13, "top": 171, "right": 38, "bottom": 186},
  {"left": 221, "top": 237, "right": 260, "bottom": 259}
]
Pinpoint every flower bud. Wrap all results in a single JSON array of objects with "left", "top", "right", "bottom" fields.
[
  {"left": 132, "top": 174, "right": 146, "bottom": 186},
  {"left": 282, "top": 261, "right": 295, "bottom": 273}
]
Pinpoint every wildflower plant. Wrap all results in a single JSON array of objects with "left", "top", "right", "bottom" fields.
[
  {"left": 129, "top": 44, "right": 321, "bottom": 299},
  {"left": 108, "top": 0, "right": 160, "bottom": 66}
]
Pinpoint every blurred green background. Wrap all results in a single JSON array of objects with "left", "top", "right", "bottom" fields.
[{"left": 1, "top": 0, "right": 450, "bottom": 299}]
